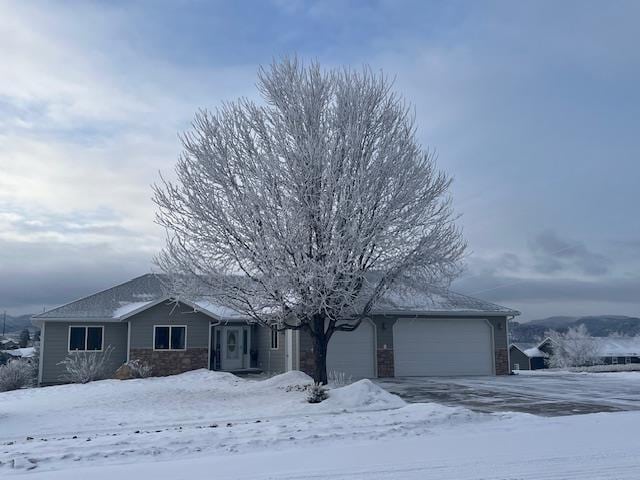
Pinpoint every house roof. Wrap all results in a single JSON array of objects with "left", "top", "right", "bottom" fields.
[
  {"left": 33, "top": 273, "right": 519, "bottom": 323},
  {"left": 2, "top": 347, "right": 36, "bottom": 358},
  {"left": 513, "top": 336, "right": 640, "bottom": 359},
  {"left": 523, "top": 347, "right": 548, "bottom": 358},
  {"left": 597, "top": 337, "right": 640, "bottom": 357},
  {"left": 368, "top": 285, "right": 519, "bottom": 316},
  {"left": 509, "top": 343, "right": 548, "bottom": 358}
]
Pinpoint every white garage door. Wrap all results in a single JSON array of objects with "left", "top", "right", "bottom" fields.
[
  {"left": 327, "top": 320, "right": 376, "bottom": 379},
  {"left": 393, "top": 318, "right": 494, "bottom": 376}
]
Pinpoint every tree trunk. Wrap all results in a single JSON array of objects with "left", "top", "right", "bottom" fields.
[
  {"left": 310, "top": 314, "right": 330, "bottom": 384},
  {"left": 312, "top": 334, "right": 328, "bottom": 384}
]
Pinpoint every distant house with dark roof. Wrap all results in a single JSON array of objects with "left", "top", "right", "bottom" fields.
[
  {"left": 509, "top": 340, "right": 550, "bottom": 371},
  {"left": 33, "top": 274, "right": 519, "bottom": 385},
  {"left": 510, "top": 336, "right": 640, "bottom": 371},
  {"left": 0, "top": 338, "right": 19, "bottom": 350},
  {"left": 595, "top": 337, "right": 640, "bottom": 365}
]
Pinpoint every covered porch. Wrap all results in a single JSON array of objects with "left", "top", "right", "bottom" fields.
[{"left": 209, "top": 322, "right": 293, "bottom": 374}]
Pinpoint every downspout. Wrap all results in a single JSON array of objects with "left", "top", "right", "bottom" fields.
[
  {"left": 126, "top": 321, "right": 131, "bottom": 363},
  {"left": 37, "top": 321, "right": 45, "bottom": 386},
  {"left": 506, "top": 315, "right": 515, "bottom": 374}
]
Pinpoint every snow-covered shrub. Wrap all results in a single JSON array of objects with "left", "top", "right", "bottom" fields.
[
  {"left": 328, "top": 370, "right": 353, "bottom": 387},
  {"left": 58, "top": 346, "right": 114, "bottom": 384},
  {"left": 306, "top": 383, "right": 328, "bottom": 403},
  {"left": 0, "top": 359, "right": 34, "bottom": 392},
  {"left": 30, "top": 346, "right": 40, "bottom": 379},
  {"left": 285, "top": 383, "right": 313, "bottom": 392},
  {"left": 546, "top": 325, "right": 601, "bottom": 368},
  {"left": 126, "top": 359, "right": 153, "bottom": 378}
]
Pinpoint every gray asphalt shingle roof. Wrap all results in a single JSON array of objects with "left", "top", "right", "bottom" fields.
[{"left": 33, "top": 273, "right": 519, "bottom": 321}]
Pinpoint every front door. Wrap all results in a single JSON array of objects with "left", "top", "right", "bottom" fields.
[{"left": 222, "top": 327, "right": 243, "bottom": 370}]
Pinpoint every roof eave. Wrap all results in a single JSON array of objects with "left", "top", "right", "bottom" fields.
[{"left": 371, "top": 309, "right": 520, "bottom": 317}]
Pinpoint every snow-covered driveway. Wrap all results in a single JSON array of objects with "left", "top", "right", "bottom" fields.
[
  {"left": 2, "top": 370, "right": 640, "bottom": 479},
  {"left": 377, "top": 370, "right": 640, "bottom": 415}
]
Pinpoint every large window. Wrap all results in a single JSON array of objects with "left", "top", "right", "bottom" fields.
[
  {"left": 154, "top": 325, "right": 186, "bottom": 351},
  {"left": 270, "top": 327, "right": 279, "bottom": 350},
  {"left": 68, "top": 326, "right": 104, "bottom": 352}
]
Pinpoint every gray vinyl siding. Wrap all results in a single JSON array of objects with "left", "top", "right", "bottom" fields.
[
  {"left": 509, "top": 346, "right": 531, "bottom": 370},
  {"left": 255, "top": 325, "right": 286, "bottom": 373},
  {"left": 489, "top": 316, "right": 508, "bottom": 350},
  {"left": 128, "top": 301, "right": 211, "bottom": 349},
  {"left": 40, "top": 321, "right": 128, "bottom": 385}
]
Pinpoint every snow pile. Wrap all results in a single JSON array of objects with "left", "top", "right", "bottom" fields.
[
  {"left": 323, "top": 379, "right": 406, "bottom": 411},
  {"left": 155, "top": 368, "right": 242, "bottom": 386},
  {"left": 258, "top": 370, "right": 313, "bottom": 388}
]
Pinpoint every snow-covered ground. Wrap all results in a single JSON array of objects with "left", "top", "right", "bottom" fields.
[{"left": 2, "top": 370, "right": 640, "bottom": 479}]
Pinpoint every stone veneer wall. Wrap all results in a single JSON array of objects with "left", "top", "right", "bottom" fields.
[
  {"left": 495, "top": 347, "right": 509, "bottom": 375},
  {"left": 376, "top": 348, "right": 394, "bottom": 377},
  {"left": 129, "top": 348, "right": 208, "bottom": 377}
]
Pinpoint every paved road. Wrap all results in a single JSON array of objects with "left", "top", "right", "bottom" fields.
[{"left": 376, "top": 371, "right": 640, "bottom": 416}]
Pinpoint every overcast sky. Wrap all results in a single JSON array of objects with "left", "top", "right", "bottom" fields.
[{"left": 1, "top": 1, "right": 638, "bottom": 321}]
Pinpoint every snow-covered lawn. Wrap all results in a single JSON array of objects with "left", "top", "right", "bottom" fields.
[{"left": 2, "top": 370, "right": 640, "bottom": 479}]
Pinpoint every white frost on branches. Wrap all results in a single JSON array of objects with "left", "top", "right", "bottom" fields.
[
  {"left": 58, "top": 346, "right": 114, "bottom": 384},
  {"left": 546, "top": 325, "right": 601, "bottom": 368},
  {"left": 153, "top": 58, "right": 466, "bottom": 381},
  {"left": 0, "top": 359, "right": 34, "bottom": 392}
]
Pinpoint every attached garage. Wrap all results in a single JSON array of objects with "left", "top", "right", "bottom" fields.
[
  {"left": 327, "top": 319, "right": 376, "bottom": 379},
  {"left": 393, "top": 318, "right": 494, "bottom": 376}
]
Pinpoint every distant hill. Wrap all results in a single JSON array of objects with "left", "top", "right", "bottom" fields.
[
  {"left": 1, "top": 314, "right": 35, "bottom": 335},
  {"left": 511, "top": 315, "right": 640, "bottom": 343}
]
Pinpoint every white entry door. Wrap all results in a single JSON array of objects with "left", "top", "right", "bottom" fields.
[
  {"left": 222, "top": 327, "right": 243, "bottom": 370},
  {"left": 393, "top": 318, "right": 494, "bottom": 376}
]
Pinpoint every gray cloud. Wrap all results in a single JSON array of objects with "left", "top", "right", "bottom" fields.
[
  {"left": 530, "top": 230, "right": 611, "bottom": 276},
  {"left": 0, "top": 238, "right": 153, "bottom": 314},
  {"left": 0, "top": 1, "right": 638, "bottom": 320},
  {"left": 456, "top": 273, "right": 640, "bottom": 305}
]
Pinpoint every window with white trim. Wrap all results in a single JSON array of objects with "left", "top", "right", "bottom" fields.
[
  {"left": 154, "top": 325, "right": 186, "bottom": 350},
  {"left": 612, "top": 356, "right": 618, "bottom": 365},
  {"left": 270, "top": 327, "right": 279, "bottom": 350},
  {"left": 69, "top": 326, "right": 104, "bottom": 352}
]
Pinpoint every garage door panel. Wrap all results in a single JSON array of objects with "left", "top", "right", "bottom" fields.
[
  {"left": 327, "top": 320, "right": 375, "bottom": 379},
  {"left": 394, "top": 319, "right": 493, "bottom": 376}
]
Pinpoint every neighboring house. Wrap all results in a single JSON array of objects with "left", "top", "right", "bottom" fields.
[
  {"left": 0, "top": 338, "right": 19, "bottom": 349},
  {"left": 594, "top": 337, "right": 640, "bottom": 365},
  {"left": 33, "top": 274, "right": 519, "bottom": 385},
  {"left": 2, "top": 347, "right": 36, "bottom": 358},
  {"left": 509, "top": 343, "right": 548, "bottom": 371},
  {"left": 510, "top": 336, "right": 640, "bottom": 371}
]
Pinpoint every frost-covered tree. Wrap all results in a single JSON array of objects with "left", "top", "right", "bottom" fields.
[
  {"left": 154, "top": 58, "right": 466, "bottom": 383},
  {"left": 19, "top": 328, "right": 30, "bottom": 348},
  {"left": 546, "top": 325, "right": 601, "bottom": 368}
]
